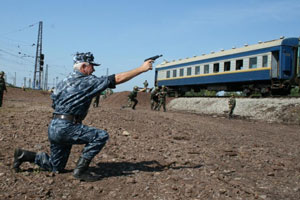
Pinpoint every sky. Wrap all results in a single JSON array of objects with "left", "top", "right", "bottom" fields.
[{"left": 0, "top": 0, "right": 300, "bottom": 91}]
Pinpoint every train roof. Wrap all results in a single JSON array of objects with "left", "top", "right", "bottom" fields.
[{"left": 156, "top": 37, "right": 299, "bottom": 68}]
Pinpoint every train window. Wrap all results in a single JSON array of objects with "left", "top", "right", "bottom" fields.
[
  {"left": 173, "top": 69, "right": 177, "bottom": 77},
  {"left": 224, "top": 61, "right": 231, "bottom": 71},
  {"left": 236, "top": 59, "right": 243, "bottom": 70},
  {"left": 187, "top": 67, "right": 192, "bottom": 76},
  {"left": 195, "top": 66, "right": 200, "bottom": 75},
  {"left": 262, "top": 55, "right": 268, "bottom": 67},
  {"left": 204, "top": 64, "right": 209, "bottom": 74},
  {"left": 180, "top": 68, "right": 184, "bottom": 76},
  {"left": 166, "top": 71, "right": 170, "bottom": 78},
  {"left": 249, "top": 57, "right": 257, "bottom": 68},
  {"left": 213, "top": 63, "right": 219, "bottom": 73}
]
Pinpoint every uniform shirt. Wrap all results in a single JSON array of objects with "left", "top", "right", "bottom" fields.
[
  {"left": 150, "top": 89, "right": 159, "bottom": 99},
  {"left": 159, "top": 90, "right": 167, "bottom": 99},
  {"left": 51, "top": 70, "right": 115, "bottom": 119},
  {"left": 143, "top": 81, "right": 148, "bottom": 87},
  {"left": 128, "top": 90, "right": 138, "bottom": 99},
  {"left": 229, "top": 97, "right": 236, "bottom": 107},
  {"left": 0, "top": 77, "right": 7, "bottom": 91}
]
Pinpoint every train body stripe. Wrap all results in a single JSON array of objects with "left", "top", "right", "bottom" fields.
[{"left": 157, "top": 68, "right": 271, "bottom": 86}]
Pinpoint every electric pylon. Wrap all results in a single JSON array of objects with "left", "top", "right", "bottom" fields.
[{"left": 33, "top": 21, "right": 44, "bottom": 89}]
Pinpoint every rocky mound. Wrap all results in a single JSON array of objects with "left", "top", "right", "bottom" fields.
[{"left": 168, "top": 97, "right": 300, "bottom": 125}]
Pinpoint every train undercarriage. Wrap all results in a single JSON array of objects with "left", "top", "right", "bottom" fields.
[{"left": 167, "top": 79, "right": 298, "bottom": 97}]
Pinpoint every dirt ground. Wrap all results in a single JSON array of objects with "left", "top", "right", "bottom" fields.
[{"left": 0, "top": 87, "right": 300, "bottom": 200}]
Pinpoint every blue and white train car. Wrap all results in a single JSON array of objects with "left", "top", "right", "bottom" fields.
[{"left": 155, "top": 37, "right": 300, "bottom": 96}]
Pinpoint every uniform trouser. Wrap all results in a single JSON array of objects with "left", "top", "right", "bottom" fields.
[
  {"left": 128, "top": 98, "right": 138, "bottom": 109},
  {"left": 35, "top": 118, "right": 109, "bottom": 172},
  {"left": 93, "top": 95, "right": 100, "bottom": 107},
  {"left": 158, "top": 99, "right": 166, "bottom": 111},
  {"left": 229, "top": 105, "right": 235, "bottom": 117},
  {"left": 0, "top": 91, "right": 3, "bottom": 107},
  {"left": 151, "top": 98, "right": 159, "bottom": 110}
]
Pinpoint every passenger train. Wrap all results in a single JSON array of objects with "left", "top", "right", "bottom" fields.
[{"left": 155, "top": 37, "right": 300, "bottom": 96}]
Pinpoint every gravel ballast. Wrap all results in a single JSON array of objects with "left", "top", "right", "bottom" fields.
[{"left": 168, "top": 97, "right": 300, "bottom": 124}]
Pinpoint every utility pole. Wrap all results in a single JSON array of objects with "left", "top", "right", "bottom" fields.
[
  {"left": 28, "top": 78, "right": 31, "bottom": 88},
  {"left": 41, "top": 66, "right": 44, "bottom": 89},
  {"left": 44, "top": 64, "right": 48, "bottom": 90},
  {"left": 24, "top": 77, "right": 26, "bottom": 88},
  {"left": 56, "top": 77, "right": 58, "bottom": 87},
  {"left": 14, "top": 72, "right": 16, "bottom": 86},
  {"left": 33, "top": 21, "right": 44, "bottom": 89}
]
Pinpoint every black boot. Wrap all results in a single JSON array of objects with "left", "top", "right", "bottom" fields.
[
  {"left": 73, "top": 157, "right": 98, "bottom": 182},
  {"left": 13, "top": 148, "right": 36, "bottom": 172}
]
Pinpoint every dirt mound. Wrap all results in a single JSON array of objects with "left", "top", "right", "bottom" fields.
[
  {"left": 1, "top": 87, "right": 300, "bottom": 200},
  {"left": 101, "top": 91, "right": 174, "bottom": 110},
  {"left": 102, "top": 91, "right": 151, "bottom": 109},
  {"left": 5, "top": 87, "right": 51, "bottom": 103}
]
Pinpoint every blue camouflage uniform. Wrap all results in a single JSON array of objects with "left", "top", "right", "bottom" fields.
[{"left": 34, "top": 70, "right": 116, "bottom": 172}]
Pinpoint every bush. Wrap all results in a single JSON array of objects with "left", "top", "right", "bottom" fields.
[{"left": 290, "top": 86, "right": 300, "bottom": 96}]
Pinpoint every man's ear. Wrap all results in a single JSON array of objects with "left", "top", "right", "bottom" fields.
[{"left": 79, "top": 63, "right": 87, "bottom": 73}]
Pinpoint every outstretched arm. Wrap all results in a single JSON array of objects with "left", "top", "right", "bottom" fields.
[{"left": 115, "top": 60, "right": 153, "bottom": 85}]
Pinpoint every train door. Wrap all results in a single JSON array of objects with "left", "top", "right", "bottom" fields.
[
  {"left": 295, "top": 42, "right": 300, "bottom": 85},
  {"left": 154, "top": 70, "right": 158, "bottom": 86},
  {"left": 271, "top": 51, "right": 279, "bottom": 78},
  {"left": 281, "top": 46, "right": 294, "bottom": 78}
]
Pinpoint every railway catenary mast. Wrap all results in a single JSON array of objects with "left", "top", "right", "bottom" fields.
[{"left": 33, "top": 21, "right": 44, "bottom": 89}]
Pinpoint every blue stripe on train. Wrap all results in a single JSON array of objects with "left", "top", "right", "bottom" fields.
[{"left": 157, "top": 70, "right": 270, "bottom": 86}]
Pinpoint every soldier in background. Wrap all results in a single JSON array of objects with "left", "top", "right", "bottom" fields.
[
  {"left": 150, "top": 86, "right": 159, "bottom": 110},
  {"left": 0, "top": 71, "right": 7, "bottom": 107},
  {"left": 122, "top": 86, "right": 139, "bottom": 110},
  {"left": 157, "top": 85, "right": 167, "bottom": 112},
  {"left": 143, "top": 80, "right": 148, "bottom": 92},
  {"left": 106, "top": 88, "right": 113, "bottom": 96},
  {"left": 228, "top": 94, "right": 236, "bottom": 118},
  {"left": 93, "top": 88, "right": 113, "bottom": 108},
  {"left": 93, "top": 93, "right": 101, "bottom": 108}
]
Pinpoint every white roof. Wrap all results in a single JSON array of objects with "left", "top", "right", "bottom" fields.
[{"left": 156, "top": 38, "right": 285, "bottom": 68}]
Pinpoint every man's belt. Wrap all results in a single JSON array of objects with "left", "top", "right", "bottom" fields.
[{"left": 52, "top": 114, "right": 82, "bottom": 124}]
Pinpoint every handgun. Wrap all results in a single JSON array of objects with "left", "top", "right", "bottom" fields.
[{"left": 144, "top": 55, "right": 163, "bottom": 62}]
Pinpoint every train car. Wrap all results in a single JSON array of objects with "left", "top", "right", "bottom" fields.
[{"left": 155, "top": 37, "right": 300, "bottom": 96}]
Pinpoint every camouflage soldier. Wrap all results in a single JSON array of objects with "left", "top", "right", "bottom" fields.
[
  {"left": 93, "top": 90, "right": 107, "bottom": 108},
  {"left": 157, "top": 85, "right": 167, "bottom": 112},
  {"left": 124, "top": 86, "right": 139, "bottom": 109},
  {"left": 13, "top": 52, "right": 153, "bottom": 181},
  {"left": 150, "top": 86, "right": 159, "bottom": 110},
  {"left": 228, "top": 94, "right": 236, "bottom": 118},
  {"left": 106, "top": 88, "right": 113, "bottom": 96},
  {"left": 0, "top": 71, "right": 7, "bottom": 107},
  {"left": 93, "top": 93, "right": 101, "bottom": 108},
  {"left": 143, "top": 80, "right": 148, "bottom": 92}
]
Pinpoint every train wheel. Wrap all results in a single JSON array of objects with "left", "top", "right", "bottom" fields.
[
  {"left": 243, "top": 88, "right": 251, "bottom": 97},
  {"left": 261, "top": 87, "right": 271, "bottom": 97}
]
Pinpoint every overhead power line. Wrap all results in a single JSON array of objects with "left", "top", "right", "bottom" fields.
[
  {"left": 0, "top": 22, "right": 39, "bottom": 36},
  {"left": 0, "top": 48, "right": 34, "bottom": 63},
  {"left": 0, "top": 36, "right": 36, "bottom": 46}
]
